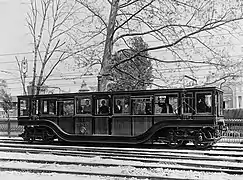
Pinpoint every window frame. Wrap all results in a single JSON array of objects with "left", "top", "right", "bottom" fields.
[
  {"left": 95, "top": 95, "right": 111, "bottom": 115},
  {"left": 57, "top": 98, "right": 74, "bottom": 117},
  {"left": 75, "top": 96, "right": 92, "bottom": 116},
  {"left": 113, "top": 95, "right": 131, "bottom": 115},
  {"left": 19, "top": 98, "right": 30, "bottom": 117},
  {"left": 154, "top": 93, "right": 178, "bottom": 115},
  {"left": 217, "top": 92, "right": 224, "bottom": 116},
  {"left": 40, "top": 98, "right": 57, "bottom": 116},
  {"left": 181, "top": 92, "right": 194, "bottom": 114},
  {"left": 195, "top": 92, "right": 212, "bottom": 114},
  {"left": 131, "top": 95, "right": 153, "bottom": 115}
]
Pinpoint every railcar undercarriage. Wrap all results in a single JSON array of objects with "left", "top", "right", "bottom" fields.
[
  {"left": 20, "top": 126, "right": 56, "bottom": 143},
  {"left": 153, "top": 127, "right": 221, "bottom": 149},
  {"left": 20, "top": 124, "right": 221, "bottom": 149}
]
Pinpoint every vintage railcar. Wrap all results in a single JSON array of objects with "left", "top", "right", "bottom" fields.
[{"left": 17, "top": 87, "right": 225, "bottom": 148}]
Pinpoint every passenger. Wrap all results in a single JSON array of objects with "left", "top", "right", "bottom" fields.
[
  {"left": 114, "top": 100, "right": 123, "bottom": 113},
  {"left": 197, "top": 96, "right": 209, "bottom": 113},
  {"left": 158, "top": 96, "right": 173, "bottom": 113},
  {"left": 145, "top": 103, "right": 152, "bottom": 115},
  {"left": 98, "top": 100, "right": 109, "bottom": 114},
  {"left": 123, "top": 99, "right": 130, "bottom": 114},
  {"left": 136, "top": 99, "right": 146, "bottom": 114},
  {"left": 83, "top": 99, "right": 91, "bottom": 114}
]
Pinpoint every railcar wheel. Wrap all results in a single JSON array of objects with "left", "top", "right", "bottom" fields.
[
  {"left": 42, "top": 128, "right": 55, "bottom": 143},
  {"left": 22, "top": 127, "right": 34, "bottom": 143},
  {"left": 166, "top": 129, "right": 184, "bottom": 148},
  {"left": 193, "top": 130, "right": 213, "bottom": 149}
]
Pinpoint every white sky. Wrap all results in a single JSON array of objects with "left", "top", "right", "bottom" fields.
[
  {"left": 0, "top": 1, "right": 98, "bottom": 96},
  {"left": 0, "top": 1, "right": 32, "bottom": 95}
]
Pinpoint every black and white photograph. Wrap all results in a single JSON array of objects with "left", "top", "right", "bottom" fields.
[{"left": 0, "top": 0, "right": 243, "bottom": 179}]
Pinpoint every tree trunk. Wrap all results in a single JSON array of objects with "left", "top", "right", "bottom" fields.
[{"left": 99, "top": 0, "right": 119, "bottom": 91}]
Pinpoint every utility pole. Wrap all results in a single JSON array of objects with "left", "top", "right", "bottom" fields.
[{"left": 21, "top": 57, "right": 28, "bottom": 95}]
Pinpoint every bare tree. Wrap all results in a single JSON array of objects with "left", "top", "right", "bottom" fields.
[
  {"left": 0, "top": 80, "right": 13, "bottom": 137},
  {"left": 24, "top": 0, "right": 84, "bottom": 95},
  {"left": 74, "top": 0, "right": 243, "bottom": 90}
]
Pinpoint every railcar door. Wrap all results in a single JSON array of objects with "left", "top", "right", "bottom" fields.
[
  {"left": 112, "top": 95, "right": 132, "bottom": 136},
  {"left": 94, "top": 95, "right": 111, "bottom": 135},
  {"left": 57, "top": 99, "right": 75, "bottom": 134}
]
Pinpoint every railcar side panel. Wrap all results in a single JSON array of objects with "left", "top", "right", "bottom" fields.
[
  {"left": 132, "top": 116, "right": 152, "bottom": 135},
  {"left": 112, "top": 116, "right": 132, "bottom": 136},
  {"left": 39, "top": 116, "right": 58, "bottom": 124},
  {"left": 154, "top": 116, "right": 178, "bottom": 124},
  {"left": 74, "top": 116, "right": 92, "bottom": 135},
  {"left": 58, "top": 117, "right": 74, "bottom": 133},
  {"left": 94, "top": 117, "right": 109, "bottom": 134}
]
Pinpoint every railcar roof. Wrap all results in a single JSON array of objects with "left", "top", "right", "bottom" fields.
[{"left": 17, "top": 86, "right": 223, "bottom": 98}]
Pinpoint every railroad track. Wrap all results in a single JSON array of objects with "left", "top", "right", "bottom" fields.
[
  {"left": 0, "top": 155, "right": 242, "bottom": 180},
  {"left": 1, "top": 137, "right": 243, "bottom": 151},
  {"left": 0, "top": 141, "right": 243, "bottom": 177},
  {"left": 0, "top": 143, "right": 243, "bottom": 174}
]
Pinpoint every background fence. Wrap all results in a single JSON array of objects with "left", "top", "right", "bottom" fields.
[
  {"left": 0, "top": 118, "right": 243, "bottom": 144},
  {"left": 0, "top": 117, "right": 23, "bottom": 137},
  {"left": 219, "top": 119, "right": 243, "bottom": 143}
]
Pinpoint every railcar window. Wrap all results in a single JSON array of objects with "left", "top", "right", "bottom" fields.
[
  {"left": 196, "top": 93, "right": 212, "bottom": 113},
  {"left": 42, "top": 99, "right": 56, "bottom": 115},
  {"left": 113, "top": 96, "right": 130, "bottom": 114},
  {"left": 217, "top": 93, "right": 223, "bottom": 116},
  {"left": 58, "top": 100, "right": 74, "bottom": 116},
  {"left": 76, "top": 97, "right": 92, "bottom": 114},
  {"left": 32, "top": 99, "right": 38, "bottom": 115},
  {"left": 155, "top": 94, "right": 178, "bottom": 114},
  {"left": 19, "top": 99, "right": 29, "bottom": 116},
  {"left": 96, "top": 98, "right": 110, "bottom": 115},
  {"left": 182, "top": 93, "right": 194, "bottom": 114},
  {"left": 131, "top": 97, "right": 152, "bottom": 115}
]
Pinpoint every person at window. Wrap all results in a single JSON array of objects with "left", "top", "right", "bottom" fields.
[
  {"left": 49, "top": 102, "right": 56, "bottom": 115},
  {"left": 197, "top": 96, "right": 209, "bottom": 113},
  {"left": 158, "top": 96, "right": 173, "bottom": 113},
  {"left": 114, "top": 100, "right": 122, "bottom": 113},
  {"left": 83, "top": 99, "right": 91, "bottom": 114},
  {"left": 123, "top": 99, "right": 130, "bottom": 114},
  {"left": 145, "top": 103, "right": 152, "bottom": 115},
  {"left": 99, "top": 99, "right": 109, "bottom": 114},
  {"left": 135, "top": 99, "right": 146, "bottom": 114}
]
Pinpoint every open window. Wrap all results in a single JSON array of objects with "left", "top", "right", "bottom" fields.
[
  {"left": 75, "top": 96, "right": 92, "bottom": 115},
  {"left": 196, "top": 92, "right": 212, "bottom": 114},
  {"left": 41, "top": 99, "right": 56, "bottom": 115},
  {"left": 58, "top": 100, "right": 74, "bottom": 116},
  {"left": 216, "top": 92, "right": 224, "bottom": 116},
  {"left": 31, "top": 99, "right": 39, "bottom": 115},
  {"left": 113, "top": 96, "right": 130, "bottom": 115},
  {"left": 155, "top": 94, "right": 178, "bottom": 114},
  {"left": 131, "top": 96, "right": 152, "bottom": 115},
  {"left": 19, "top": 99, "right": 29, "bottom": 116},
  {"left": 96, "top": 97, "right": 110, "bottom": 115}
]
